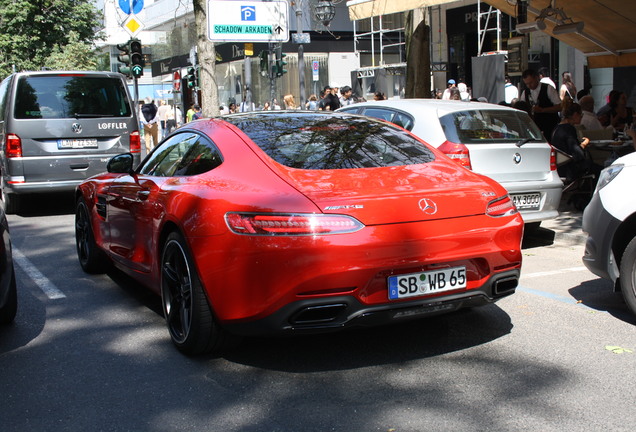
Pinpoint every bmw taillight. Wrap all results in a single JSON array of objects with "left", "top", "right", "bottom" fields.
[
  {"left": 225, "top": 213, "right": 364, "bottom": 236},
  {"left": 438, "top": 140, "right": 472, "bottom": 170},
  {"left": 6, "top": 134, "right": 22, "bottom": 158},
  {"left": 487, "top": 195, "right": 518, "bottom": 217},
  {"left": 130, "top": 130, "right": 141, "bottom": 153},
  {"left": 549, "top": 146, "right": 557, "bottom": 171}
]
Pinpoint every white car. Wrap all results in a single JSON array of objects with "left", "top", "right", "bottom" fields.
[
  {"left": 338, "top": 99, "right": 563, "bottom": 226},
  {"left": 582, "top": 152, "right": 636, "bottom": 315}
]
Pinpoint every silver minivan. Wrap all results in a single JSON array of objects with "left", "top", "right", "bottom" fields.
[{"left": 0, "top": 71, "right": 141, "bottom": 213}]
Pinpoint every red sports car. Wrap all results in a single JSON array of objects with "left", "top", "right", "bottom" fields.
[{"left": 75, "top": 111, "right": 523, "bottom": 355}]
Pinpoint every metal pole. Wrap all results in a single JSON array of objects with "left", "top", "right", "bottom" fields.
[
  {"left": 244, "top": 56, "right": 252, "bottom": 110},
  {"left": 296, "top": 2, "right": 306, "bottom": 108}
]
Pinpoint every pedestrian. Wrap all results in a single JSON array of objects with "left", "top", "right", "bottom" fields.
[
  {"left": 283, "top": 94, "right": 297, "bottom": 109},
  {"left": 374, "top": 91, "right": 386, "bottom": 101},
  {"left": 551, "top": 103, "right": 601, "bottom": 183},
  {"left": 504, "top": 75, "right": 518, "bottom": 104},
  {"left": 191, "top": 104, "right": 203, "bottom": 120},
  {"left": 339, "top": 86, "right": 356, "bottom": 106},
  {"left": 318, "top": 86, "right": 340, "bottom": 111},
  {"left": 165, "top": 105, "right": 177, "bottom": 135},
  {"left": 520, "top": 68, "right": 562, "bottom": 143},
  {"left": 186, "top": 103, "right": 195, "bottom": 122},
  {"left": 157, "top": 100, "right": 169, "bottom": 139},
  {"left": 305, "top": 94, "right": 318, "bottom": 110},
  {"left": 560, "top": 71, "right": 577, "bottom": 113},
  {"left": 228, "top": 102, "right": 238, "bottom": 113},
  {"left": 538, "top": 67, "right": 557, "bottom": 89},
  {"left": 141, "top": 97, "right": 160, "bottom": 153},
  {"left": 442, "top": 79, "right": 456, "bottom": 100},
  {"left": 578, "top": 95, "right": 603, "bottom": 130}
]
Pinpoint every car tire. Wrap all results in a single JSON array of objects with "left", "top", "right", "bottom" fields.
[
  {"left": 161, "top": 232, "right": 237, "bottom": 355},
  {"left": 75, "top": 198, "right": 110, "bottom": 274},
  {"left": 619, "top": 236, "right": 636, "bottom": 315},
  {"left": 0, "top": 267, "right": 17, "bottom": 324}
]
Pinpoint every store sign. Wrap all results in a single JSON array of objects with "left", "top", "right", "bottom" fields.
[{"left": 207, "top": 0, "right": 289, "bottom": 43}]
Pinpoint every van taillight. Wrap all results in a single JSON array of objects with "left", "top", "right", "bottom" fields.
[
  {"left": 6, "top": 134, "right": 22, "bottom": 158},
  {"left": 438, "top": 140, "right": 472, "bottom": 170},
  {"left": 550, "top": 146, "right": 557, "bottom": 171},
  {"left": 130, "top": 130, "right": 141, "bottom": 153}
]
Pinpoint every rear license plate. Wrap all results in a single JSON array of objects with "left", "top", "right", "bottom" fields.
[
  {"left": 58, "top": 139, "right": 98, "bottom": 149},
  {"left": 388, "top": 266, "right": 467, "bottom": 300},
  {"left": 511, "top": 193, "right": 541, "bottom": 210}
]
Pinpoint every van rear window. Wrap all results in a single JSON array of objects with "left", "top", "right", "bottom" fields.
[{"left": 14, "top": 75, "right": 132, "bottom": 119}]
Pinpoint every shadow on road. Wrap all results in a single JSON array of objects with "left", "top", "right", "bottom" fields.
[
  {"left": 569, "top": 280, "right": 636, "bottom": 325},
  {"left": 12, "top": 192, "right": 76, "bottom": 217}
]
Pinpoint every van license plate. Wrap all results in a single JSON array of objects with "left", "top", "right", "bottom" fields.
[
  {"left": 511, "top": 193, "right": 541, "bottom": 210},
  {"left": 58, "top": 139, "right": 98, "bottom": 149},
  {"left": 388, "top": 266, "right": 466, "bottom": 300}
]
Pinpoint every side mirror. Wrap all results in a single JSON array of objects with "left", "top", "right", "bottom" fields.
[{"left": 107, "top": 153, "right": 134, "bottom": 174}]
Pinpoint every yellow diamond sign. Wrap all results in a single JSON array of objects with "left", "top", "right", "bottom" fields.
[{"left": 123, "top": 14, "right": 144, "bottom": 37}]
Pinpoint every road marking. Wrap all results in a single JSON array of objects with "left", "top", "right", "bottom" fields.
[
  {"left": 521, "top": 266, "right": 588, "bottom": 279},
  {"left": 13, "top": 248, "right": 66, "bottom": 299},
  {"left": 517, "top": 286, "right": 591, "bottom": 308}
]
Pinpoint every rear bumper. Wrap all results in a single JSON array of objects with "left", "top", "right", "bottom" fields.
[
  {"left": 224, "top": 269, "right": 519, "bottom": 336},
  {"left": 503, "top": 176, "right": 563, "bottom": 223}
]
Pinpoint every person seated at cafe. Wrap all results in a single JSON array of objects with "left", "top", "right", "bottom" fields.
[
  {"left": 597, "top": 90, "right": 633, "bottom": 130},
  {"left": 579, "top": 95, "right": 603, "bottom": 130},
  {"left": 551, "top": 103, "right": 601, "bottom": 182}
]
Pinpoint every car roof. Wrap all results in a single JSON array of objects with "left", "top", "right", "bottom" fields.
[{"left": 344, "top": 98, "right": 519, "bottom": 116}]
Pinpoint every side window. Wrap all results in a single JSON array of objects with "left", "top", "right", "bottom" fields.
[
  {"left": 363, "top": 108, "right": 394, "bottom": 123},
  {"left": 392, "top": 112, "right": 414, "bottom": 131},
  {"left": 139, "top": 132, "right": 222, "bottom": 177}
]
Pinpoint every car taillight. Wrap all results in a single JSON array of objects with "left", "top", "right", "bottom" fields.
[
  {"left": 130, "top": 130, "right": 141, "bottom": 153},
  {"left": 487, "top": 195, "right": 518, "bottom": 217},
  {"left": 549, "top": 146, "right": 557, "bottom": 171},
  {"left": 438, "top": 140, "right": 472, "bottom": 170},
  {"left": 6, "top": 134, "right": 22, "bottom": 158},
  {"left": 225, "top": 213, "right": 364, "bottom": 236}
]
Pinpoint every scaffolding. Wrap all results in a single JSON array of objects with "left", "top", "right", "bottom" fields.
[{"left": 477, "top": 0, "right": 504, "bottom": 56}]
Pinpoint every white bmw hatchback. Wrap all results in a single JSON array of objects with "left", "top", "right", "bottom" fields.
[{"left": 338, "top": 99, "right": 563, "bottom": 225}]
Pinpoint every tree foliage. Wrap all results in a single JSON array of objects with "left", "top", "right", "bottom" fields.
[{"left": 0, "top": 0, "right": 102, "bottom": 76}]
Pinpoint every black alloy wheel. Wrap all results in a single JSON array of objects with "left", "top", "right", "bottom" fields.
[
  {"left": 75, "top": 199, "right": 109, "bottom": 274},
  {"left": 161, "top": 232, "right": 233, "bottom": 355}
]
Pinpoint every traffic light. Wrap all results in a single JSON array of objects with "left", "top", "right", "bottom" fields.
[
  {"left": 130, "top": 39, "right": 144, "bottom": 78},
  {"left": 259, "top": 50, "right": 269, "bottom": 76},
  {"left": 186, "top": 66, "right": 198, "bottom": 89},
  {"left": 116, "top": 41, "right": 132, "bottom": 77},
  {"left": 274, "top": 45, "right": 287, "bottom": 77}
]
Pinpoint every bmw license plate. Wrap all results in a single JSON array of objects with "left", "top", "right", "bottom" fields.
[
  {"left": 58, "top": 139, "right": 98, "bottom": 149},
  {"left": 388, "top": 266, "right": 467, "bottom": 300},
  {"left": 511, "top": 193, "right": 541, "bottom": 210}
]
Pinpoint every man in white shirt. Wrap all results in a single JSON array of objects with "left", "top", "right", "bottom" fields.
[
  {"left": 579, "top": 95, "right": 603, "bottom": 130},
  {"left": 520, "top": 69, "right": 562, "bottom": 142},
  {"left": 538, "top": 67, "right": 557, "bottom": 89},
  {"left": 504, "top": 75, "right": 518, "bottom": 104}
]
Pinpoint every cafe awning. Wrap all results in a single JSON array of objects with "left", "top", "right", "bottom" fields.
[
  {"left": 346, "top": 0, "right": 459, "bottom": 21},
  {"left": 483, "top": 0, "right": 636, "bottom": 68}
]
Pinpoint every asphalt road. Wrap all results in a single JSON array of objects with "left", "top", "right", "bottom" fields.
[{"left": 1, "top": 193, "right": 635, "bottom": 432}]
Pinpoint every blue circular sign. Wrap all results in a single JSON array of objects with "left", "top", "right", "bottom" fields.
[{"left": 118, "top": 0, "right": 143, "bottom": 15}]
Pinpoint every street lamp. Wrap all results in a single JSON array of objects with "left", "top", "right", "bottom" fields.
[{"left": 314, "top": 0, "right": 336, "bottom": 27}]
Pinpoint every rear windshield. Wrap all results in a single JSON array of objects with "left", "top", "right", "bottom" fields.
[
  {"left": 439, "top": 109, "right": 543, "bottom": 144},
  {"left": 14, "top": 75, "right": 132, "bottom": 119},
  {"left": 225, "top": 113, "right": 435, "bottom": 170}
]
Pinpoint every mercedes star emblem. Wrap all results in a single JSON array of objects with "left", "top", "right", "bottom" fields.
[{"left": 418, "top": 198, "right": 438, "bottom": 215}]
